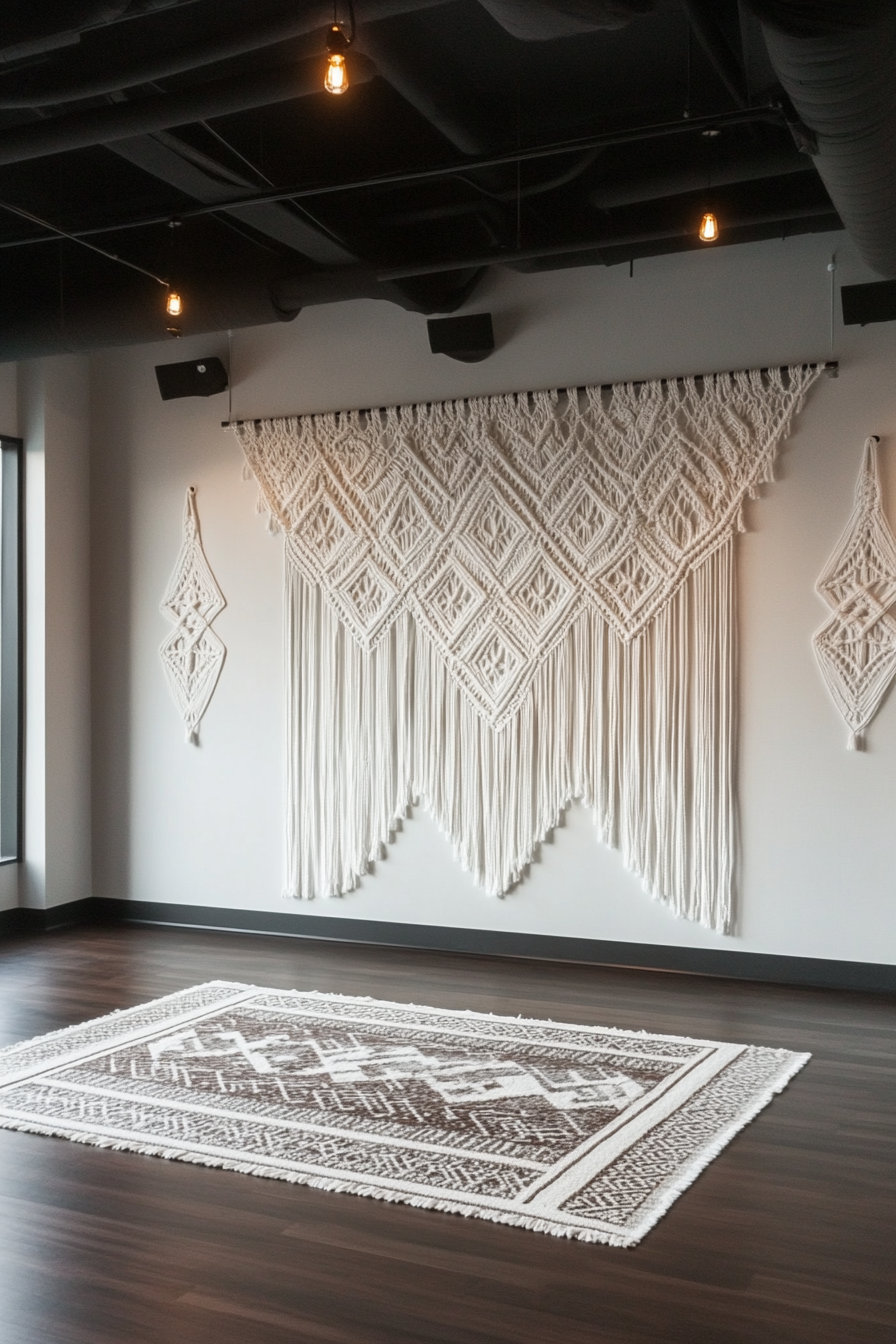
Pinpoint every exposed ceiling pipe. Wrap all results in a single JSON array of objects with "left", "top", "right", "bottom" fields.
[
  {"left": 0, "top": 4, "right": 130, "bottom": 63},
  {"left": 0, "top": 0, "right": 447, "bottom": 107},
  {"left": 374, "top": 201, "right": 840, "bottom": 279},
  {"left": 589, "top": 147, "right": 813, "bottom": 210},
  {"left": 475, "top": 0, "right": 658, "bottom": 41},
  {"left": 0, "top": 106, "right": 775, "bottom": 239},
  {"left": 682, "top": 0, "right": 748, "bottom": 108},
  {"left": 110, "top": 131, "right": 357, "bottom": 264},
  {"left": 0, "top": 256, "right": 486, "bottom": 361},
  {"left": 757, "top": 11, "right": 896, "bottom": 277},
  {"left": 744, "top": 2, "right": 891, "bottom": 39},
  {"left": 0, "top": 56, "right": 376, "bottom": 168},
  {"left": 272, "top": 263, "right": 485, "bottom": 316},
  {"left": 386, "top": 149, "right": 601, "bottom": 225},
  {"left": 0, "top": 1, "right": 196, "bottom": 67},
  {"left": 0, "top": 262, "right": 293, "bottom": 363},
  {"left": 458, "top": 149, "right": 601, "bottom": 201},
  {"left": 354, "top": 16, "right": 496, "bottom": 155}
]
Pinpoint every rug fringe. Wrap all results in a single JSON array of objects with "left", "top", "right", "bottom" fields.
[{"left": 0, "top": 1113, "right": 636, "bottom": 1246}]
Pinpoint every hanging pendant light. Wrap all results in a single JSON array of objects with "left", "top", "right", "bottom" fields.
[
  {"left": 324, "top": 1, "right": 355, "bottom": 95},
  {"left": 165, "top": 289, "right": 183, "bottom": 336},
  {"left": 325, "top": 30, "right": 349, "bottom": 94},
  {"left": 699, "top": 212, "right": 719, "bottom": 243}
]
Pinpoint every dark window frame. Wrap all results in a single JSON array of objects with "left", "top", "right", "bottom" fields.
[{"left": 0, "top": 435, "right": 22, "bottom": 864}]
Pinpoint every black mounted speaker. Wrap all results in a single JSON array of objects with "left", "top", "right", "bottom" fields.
[
  {"left": 841, "top": 279, "right": 896, "bottom": 327},
  {"left": 155, "top": 356, "right": 229, "bottom": 400},
  {"left": 427, "top": 313, "right": 495, "bottom": 363}
]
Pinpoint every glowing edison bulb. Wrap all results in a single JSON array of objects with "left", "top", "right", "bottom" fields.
[
  {"left": 699, "top": 212, "right": 719, "bottom": 243},
  {"left": 325, "top": 51, "right": 347, "bottom": 93},
  {"left": 166, "top": 290, "right": 183, "bottom": 317},
  {"left": 325, "top": 27, "right": 349, "bottom": 93}
]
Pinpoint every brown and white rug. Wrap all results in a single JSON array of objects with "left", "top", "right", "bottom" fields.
[{"left": 0, "top": 982, "right": 809, "bottom": 1246}]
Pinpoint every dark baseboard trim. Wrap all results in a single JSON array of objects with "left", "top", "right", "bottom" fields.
[
  {"left": 0, "top": 897, "right": 103, "bottom": 936},
  {"left": 77, "top": 898, "right": 896, "bottom": 994},
  {"left": 2, "top": 897, "right": 894, "bottom": 993}
]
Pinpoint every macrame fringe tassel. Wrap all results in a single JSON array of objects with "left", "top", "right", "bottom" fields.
[{"left": 285, "top": 539, "right": 736, "bottom": 932}]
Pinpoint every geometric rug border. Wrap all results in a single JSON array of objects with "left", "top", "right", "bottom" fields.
[{"left": 0, "top": 981, "right": 811, "bottom": 1248}]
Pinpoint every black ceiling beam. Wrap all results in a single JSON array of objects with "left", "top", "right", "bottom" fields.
[
  {"left": 110, "top": 131, "right": 357, "bottom": 265},
  {"left": 374, "top": 203, "right": 840, "bottom": 281},
  {"left": 682, "top": 0, "right": 749, "bottom": 108},
  {"left": 0, "top": 105, "right": 789, "bottom": 251},
  {"left": 0, "top": 0, "right": 446, "bottom": 107},
  {"left": 0, "top": 56, "right": 377, "bottom": 168}
]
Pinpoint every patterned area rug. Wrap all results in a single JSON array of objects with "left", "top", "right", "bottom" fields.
[{"left": 0, "top": 982, "right": 809, "bottom": 1247}]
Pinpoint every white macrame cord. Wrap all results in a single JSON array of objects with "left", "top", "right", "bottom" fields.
[
  {"left": 236, "top": 367, "right": 823, "bottom": 931},
  {"left": 159, "top": 486, "right": 226, "bottom": 744},
  {"left": 813, "top": 436, "right": 896, "bottom": 750}
]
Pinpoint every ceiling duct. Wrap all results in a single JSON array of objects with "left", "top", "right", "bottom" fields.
[
  {"left": 0, "top": 255, "right": 486, "bottom": 361},
  {"left": 0, "top": 261, "right": 291, "bottom": 363},
  {"left": 0, "top": 56, "right": 376, "bottom": 167},
  {"left": 756, "top": 7, "right": 896, "bottom": 276},
  {"left": 475, "top": 0, "right": 658, "bottom": 40},
  {"left": 590, "top": 146, "right": 812, "bottom": 210},
  {"left": 745, "top": 2, "right": 892, "bottom": 39},
  {"left": 271, "top": 263, "right": 485, "bottom": 318},
  {"left": 0, "top": 1, "right": 197, "bottom": 68},
  {"left": 0, "top": 0, "right": 447, "bottom": 108}
]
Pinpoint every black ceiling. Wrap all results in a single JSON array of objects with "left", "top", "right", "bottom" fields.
[{"left": 0, "top": 0, "right": 887, "bottom": 356}]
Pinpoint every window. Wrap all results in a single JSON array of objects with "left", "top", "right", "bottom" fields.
[{"left": 0, "top": 436, "right": 22, "bottom": 863}]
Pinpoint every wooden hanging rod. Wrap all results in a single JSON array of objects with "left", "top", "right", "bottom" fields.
[{"left": 221, "top": 360, "right": 838, "bottom": 428}]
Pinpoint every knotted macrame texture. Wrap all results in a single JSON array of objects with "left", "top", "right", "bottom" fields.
[
  {"left": 236, "top": 366, "right": 823, "bottom": 932},
  {"left": 813, "top": 438, "right": 896, "bottom": 750},
  {"left": 159, "top": 486, "right": 226, "bottom": 744}
]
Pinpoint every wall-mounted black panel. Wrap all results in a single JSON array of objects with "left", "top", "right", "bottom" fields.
[
  {"left": 427, "top": 313, "right": 494, "bottom": 363},
  {"left": 155, "top": 357, "right": 228, "bottom": 400},
  {"left": 841, "top": 279, "right": 896, "bottom": 326}
]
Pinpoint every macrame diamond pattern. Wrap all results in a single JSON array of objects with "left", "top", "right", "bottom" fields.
[
  {"left": 813, "top": 438, "right": 896, "bottom": 749},
  {"left": 159, "top": 486, "right": 226, "bottom": 743},
  {"left": 237, "top": 368, "right": 821, "bottom": 729},
  {"left": 233, "top": 368, "right": 823, "bottom": 925}
]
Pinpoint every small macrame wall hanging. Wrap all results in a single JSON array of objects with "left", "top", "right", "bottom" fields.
[
  {"left": 159, "top": 486, "right": 226, "bottom": 744},
  {"left": 813, "top": 437, "right": 896, "bottom": 750},
  {"left": 236, "top": 365, "right": 824, "bottom": 932}
]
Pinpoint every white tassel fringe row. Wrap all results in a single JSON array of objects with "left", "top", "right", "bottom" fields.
[{"left": 285, "top": 538, "right": 736, "bottom": 932}]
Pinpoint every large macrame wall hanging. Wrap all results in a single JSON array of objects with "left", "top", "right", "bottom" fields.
[
  {"left": 159, "top": 486, "right": 226, "bottom": 744},
  {"left": 813, "top": 436, "right": 896, "bottom": 750},
  {"left": 236, "top": 366, "right": 824, "bottom": 932}
]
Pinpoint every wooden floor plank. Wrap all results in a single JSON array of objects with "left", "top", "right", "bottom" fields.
[{"left": 0, "top": 924, "right": 893, "bottom": 1343}]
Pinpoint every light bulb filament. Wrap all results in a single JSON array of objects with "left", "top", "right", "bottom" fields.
[
  {"left": 325, "top": 25, "right": 350, "bottom": 94},
  {"left": 166, "top": 290, "right": 183, "bottom": 317},
  {"left": 325, "top": 52, "right": 347, "bottom": 93},
  {"left": 699, "top": 212, "right": 719, "bottom": 243}
]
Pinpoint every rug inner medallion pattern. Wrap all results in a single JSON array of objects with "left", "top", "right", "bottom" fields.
[{"left": 0, "top": 982, "right": 809, "bottom": 1246}]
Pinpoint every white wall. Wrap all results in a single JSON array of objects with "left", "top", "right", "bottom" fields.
[
  {"left": 20, "top": 358, "right": 92, "bottom": 911},
  {"left": 89, "top": 230, "right": 896, "bottom": 964}
]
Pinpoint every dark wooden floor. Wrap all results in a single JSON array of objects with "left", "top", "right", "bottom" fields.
[{"left": 0, "top": 926, "right": 893, "bottom": 1344}]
